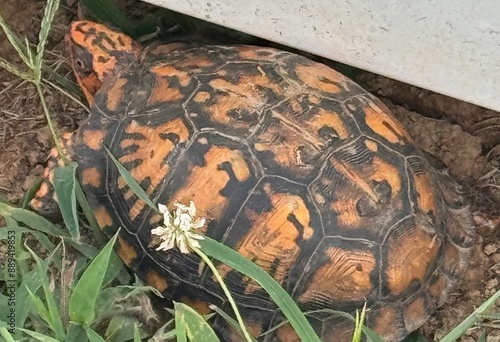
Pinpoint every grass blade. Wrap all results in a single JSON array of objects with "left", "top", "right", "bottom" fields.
[
  {"left": 200, "top": 237, "right": 321, "bottom": 342},
  {"left": 0, "top": 15, "right": 32, "bottom": 69},
  {"left": 36, "top": 0, "right": 61, "bottom": 75},
  {"left": 54, "top": 163, "right": 80, "bottom": 240},
  {"left": 209, "top": 305, "right": 257, "bottom": 342},
  {"left": 69, "top": 230, "right": 119, "bottom": 324},
  {"left": 0, "top": 58, "right": 33, "bottom": 80},
  {"left": 105, "top": 147, "right": 158, "bottom": 212},
  {"left": 174, "top": 302, "right": 221, "bottom": 342},
  {"left": 440, "top": 288, "right": 500, "bottom": 341}
]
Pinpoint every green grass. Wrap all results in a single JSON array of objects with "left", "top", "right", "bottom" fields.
[{"left": 0, "top": 0, "right": 499, "bottom": 341}]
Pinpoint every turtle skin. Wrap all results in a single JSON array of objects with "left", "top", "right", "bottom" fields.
[{"left": 34, "top": 21, "right": 475, "bottom": 341}]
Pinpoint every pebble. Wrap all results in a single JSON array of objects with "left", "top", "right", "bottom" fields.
[
  {"left": 485, "top": 278, "right": 499, "bottom": 290},
  {"left": 483, "top": 243, "right": 498, "bottom": 256},
  {"left": 491, "top": 253, "right": 500, "bottom": 263}
]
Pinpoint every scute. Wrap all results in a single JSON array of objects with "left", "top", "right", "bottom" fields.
[{"left": 71, "top": 31, "right": 474, "bottom": 342}]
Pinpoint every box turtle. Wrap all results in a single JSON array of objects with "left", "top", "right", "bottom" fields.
[{"left": 32, "top": 20, "right": 476, "bottom": 341}]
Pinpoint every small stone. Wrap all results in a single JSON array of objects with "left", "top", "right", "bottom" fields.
[
  {"left": 485, "top": 278, "right": 499, "bottom": 290},
  {"left": 483, "top": 243, "right": 498, "bottom": 256},
  {"left": 491, "top": 253, "right": 500, "bottom": 263}
]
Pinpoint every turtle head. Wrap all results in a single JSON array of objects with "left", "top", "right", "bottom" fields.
[{"left": 66, "top": 21, "right": 141, "bottom": 106}]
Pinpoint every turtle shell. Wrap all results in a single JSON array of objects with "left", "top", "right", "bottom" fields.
[{"left": 73, "top": 31, "right": 475, "bottom": 341}]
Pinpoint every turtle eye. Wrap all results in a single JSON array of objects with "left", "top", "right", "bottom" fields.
[{"left": 75, "top": 58, "right": 85, "bottom": 70}]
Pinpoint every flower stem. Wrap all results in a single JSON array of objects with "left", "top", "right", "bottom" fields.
[{"left": 191, "top": 245, "right": 253, "bottom": 342}]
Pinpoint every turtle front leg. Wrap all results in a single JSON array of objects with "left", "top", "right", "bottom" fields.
[{"left": 30, "top": 132, "right": 75, "bottom": 218}]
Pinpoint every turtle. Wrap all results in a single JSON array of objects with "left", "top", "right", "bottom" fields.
[{"left": 31, "top": 20, "right": 476, "bottom": 342}]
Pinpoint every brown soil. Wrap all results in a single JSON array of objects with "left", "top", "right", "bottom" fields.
[{"left": 0, "top": 1, "right": 498, "bottom": 341}]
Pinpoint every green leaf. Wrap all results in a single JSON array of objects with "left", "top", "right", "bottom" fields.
[
  {"left": 104, "top": 315, "right": 140, "bottom": 342},
  {"left": 133, "top": 324, "right": 141, "bottom": 342},
  {"left": 0, "top": 202, "right": 69, "bottom": 237},
  {"left": 26, "top": 246, "right": 66, "bottom": 341},
  {"left": 66, "top": 322, "right": 87, "bottom": 342},
  {"left": 18, "top": 328, "right": 61, "bottom": 342},
  {"left": 69, "top": 230, "right": 119, "bottom": 324},
  {"left": 440, "top": 288, "right": 500, "bottom": 341},
  {"left": 85, "top": 327, "right": 106, "bottom": 342},
  {"left": 54, "top": 163, "right": 80, "bottom": 240},
  {"left": 200, "top": 237, "right": 321, "bottom": 342},
  {"left": 14, "top": 270, "right": 44, "bottom": 338},
  {"left": 174, "top": 302, "right": 219, "bottom": 342},
  {"left": 477, "top": 331, "right": 486, "bottom": 342},
  {"left": 0, "top": 326, "right": 16, "bottom": 342},
  {"left": 106, "top": 147, "right": 158, "bottom": 212}
]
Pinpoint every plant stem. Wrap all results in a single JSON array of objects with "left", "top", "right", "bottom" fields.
[
  {"left": 34, "top": 81, "right": 66, "bottom": 162},
  {"left": 192, "top": 246, "right": 253, "bottom": 342}
]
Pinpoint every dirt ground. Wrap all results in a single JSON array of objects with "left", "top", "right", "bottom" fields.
[{"left": 0, "top": 0, "right": 499, "bottom": 341}]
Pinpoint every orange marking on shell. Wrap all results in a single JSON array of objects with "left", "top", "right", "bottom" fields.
[
  {"left": 330, "top": 158, "right": 379, "bottom": 203},
  {"left": 118, "top": 118, "right": 190, "bottom": 219},
  {"left": 81, "top": 167, "right": 101, "bottom": 187},
  {"left": 305, "top": 108, "right": 349, "bottom": 140},
  {"left": 372, "top": 306, "right": 399, "bottom": 338},
  {"left": 364, "top": 105, "right": 411, "bottom": 145},
  {"left": 93, "top": 205, "right": 113, "bottom": 228},
  {"left": 150, "top": 43, "right": 188, "bottom": 55},
  {"left": 237, "top": 46, "right": 282, "bottom": 60},
  {"left": 116, "top": 236, "right": 138, "bottom": 264},
  {"left": 385, "top": 223, "right": 441, "bottom": 295},
  {"left": 106, "top": 77, "right": 128, "bottom": 111},
  {"left": 413, "top": 173, "right": 436, "bottom": 215},
  {"left": 365, "top": 139, "right": 378, "bottom": 152},
  {"left": 174, "top": 53, "right": 214, "bottom": 68},
  {"left": 371, "top": 156, "right": 402, "bottom": 196},
  {"left": 150, "top": 65, "right": 191, "bottom": 87},
  {"left": 331, "top": 196, "right": 362, "bottom": 227},
  {"left": 180, "top": 297, "right": 212, "bottom": 315},
  {"left": 193, "top": 91, "right": 211, "bottom": 103},
  {"left": 147, "top": 76, "right": 183, "bottom": 104},
  {"left": 146, "top": 270, "right": 169, "bottom": 292},
  {"left": 271, "top": 111, "right": 324, "bottom": 149},
  {"left": 206, "top": 74, "right": 281, "bottom": 126},
  {"left": 82, "top": 129, "right": 106, "bottom": 150},
  {"left": 299, "top": 246, "right": 376, "bottom": 303},
  {"left": 170, "top": 146, "right": 251, "bottom": 227},
  {"left": 404, "top": 297, "right": 429, "bottom": 332},
  {"left": 276, "top": 323, "right": 301, "bottom": 342},
  {"left": 295, "top": 64, "right": 345, "bottom": 94},
  {"left": 235, "top": 186, "right": 314, "bottom": 290},
  {"left": 245, "top": 323, "right": 263, "bottom": 338}
]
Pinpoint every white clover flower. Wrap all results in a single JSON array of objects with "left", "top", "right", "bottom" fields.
[{"left": 151, "top": 201, "right": 206, "bottom": 254}]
